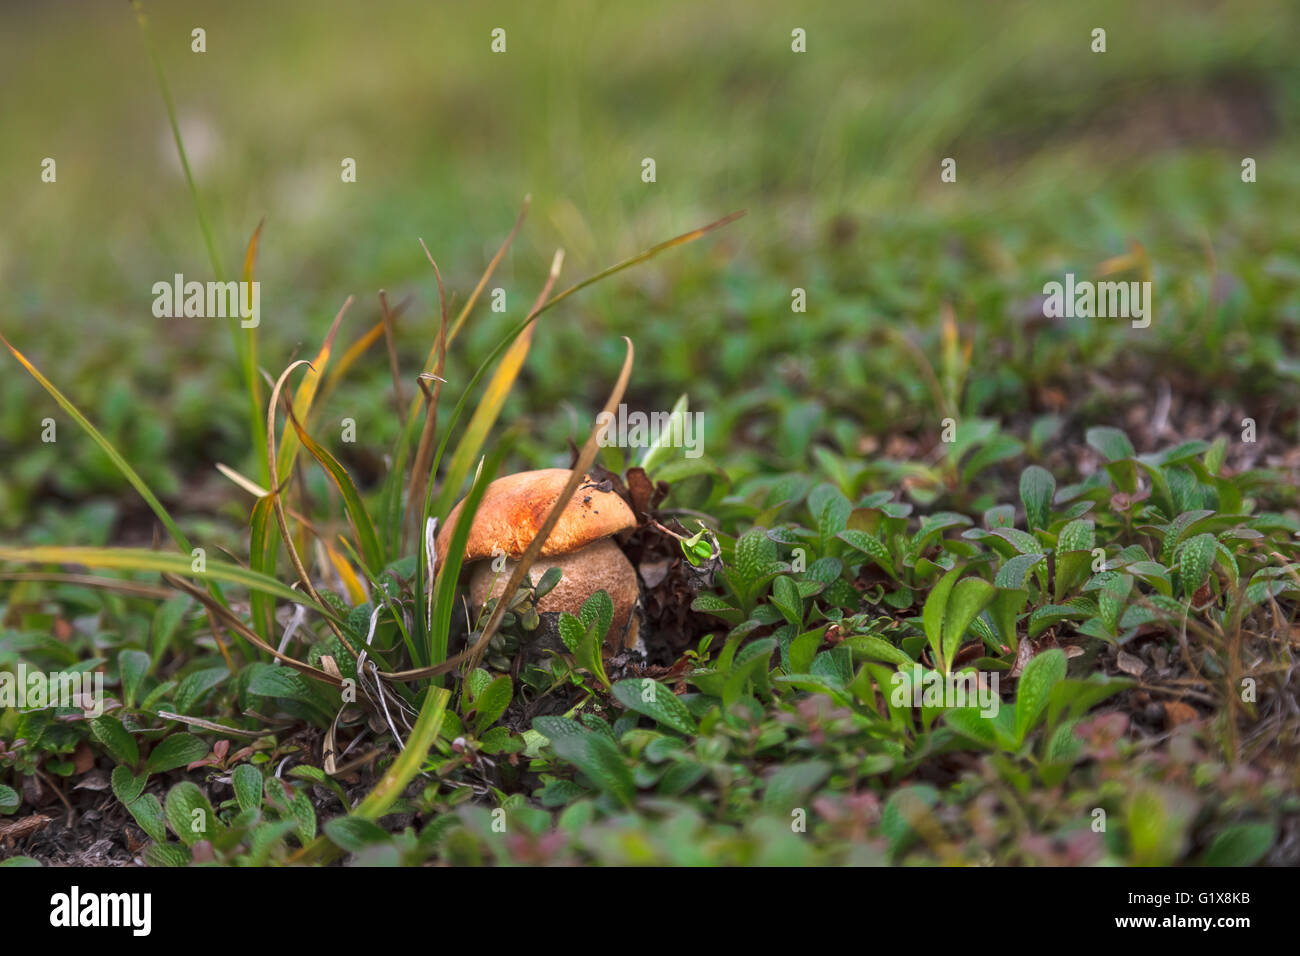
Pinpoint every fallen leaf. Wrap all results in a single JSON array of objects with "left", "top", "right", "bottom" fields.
[
  {"left": 1116, "top": 650, "right": 1147, "bottom": 678},
  {"left": 1163, "top": 701, "right": 1198, "bottom": 728},
  {"left": 74, "top": 770, "right": 111, "bottom": 792},
  {"left": 0, "top": 813, "right": 51, "bottom": 845},
  {"left": 73, "top": 740, "right": 95, "bottom": 774}
]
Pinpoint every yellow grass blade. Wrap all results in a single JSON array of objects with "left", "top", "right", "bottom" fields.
[{"left": 275, "top": 296, "right": 352, "bottom": 479}]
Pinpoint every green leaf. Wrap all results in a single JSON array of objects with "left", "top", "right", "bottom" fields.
[
  {"left": 734, "top": 527, "right": 780, "bottom": 587},
  {"left": 125, "top": 793, "right": 168, "bottom": 844},
  {"left": 1201, "top": 823, "right": 1276, "bottom": 867},
  {"left": 534, "top": 566, "right": 563, "bottom": 599},
  {"left": 1045, "top": 719, "right": 1084, "bottom": 764},
  {"left": 762, "top": 760, "right": 831, "bottom": 813},
  {"left": 1028, "top": 603, "right": 1092, "bottom": 638},
  {"left": 944, "top": 707, "right": 999, "bottom": 748},
  {"left": 612, "top": 679, "right": 698, "bottom": 735},
  {"left": 787, "top": 627, "right": 825, "bottom": 673},
  {"left": 325, "top": 816, "right": 391, "bottom": 854},
  {"left": 479, "top": 726, "right": 524, "bottom": 754},
  {"left": 994, "top": 553, "right": 1045, "bottom": 589},
  {"left": 143, "top": 843, "right": 190, "bottom": 868},
  {"left": 837, "top": 530, "right": 895, "bottom": 576},
  {"left": 1014, "top": 648, "right": 1067, "bottom": 746},
  {"left": 1179, "top": 532, "right": 1216, "bottom": 597},
  {"left": 542, "top": 723, "right": 636, "bottom": 807},
  {"left": 1054, "top": 550, "right": 1095, "bottom": 602},
  {"left": 988, "top": 588, "right": 1029, "bottom": 649},
  {"left": 961, "top": 433, "right": 1023, "bottom": 484},
  {"left": 150, "top": 596, "right": 190, "bottom": 662},
  {"left": 0, "top": 784, "right": 19, "bottom": 815},
  {"left": 922, "top": 566, "right": 961, "bottom": 665},
  {"left": 578, "top": 588, "right": 614, "bottom": 641},
  {"left": 118, "top": 650, "right": 151, "bottom": 709},
  {"left": 285, "top": 787, "right": 317, "bottom": 844},
  {"left": 638, "top": 393, "right": 689, "bottom": 475},
  {"left": 89, "top": 715, "right": 139, "bottom": 767},
  {"left": 842, "top": 635, "right": 914, "bottom": 666},
  {"left": 1158, "top": 510, "right": 1215, "bottom": 564},
  {"left": 941, "top": 577, "right": 997, "bottom": 671},
  {"left": 690, "top": 593, "right": 743, "bottom": 624},
  {"left": 1057, "top": 519, "right": 1095, "bottom": 553},
  {"left": 111, "top": 765, "right": 147, "bottom": 806},
  {"left": 1098, "top": 573, "right": 1133, "bottom": 634},
  {"left": 809, "top": 484, "right": 851, "bottom": 544},
  {"left": 723, "top": 637, "right": 777, "bottom": 706},
  {"left": 146, "top": 733, "right": 211, "bottom": 774},
  {"left": 1046, "top": 674, "right": 1135, "bottom": 726},
  {"left": 558, "top": 612, "right": 585, "bottom": 652},
  {"left": 231, "top": 764, "right": 263, "bottom": 813},
  {"left": 771, "top": 575, "right": 802, "bottom": 626},
  {"left": 881, "top": 785, "right": 939, "bottom": 855},
  {"left": 471, "top": 676, "right": 513, "bottom": 735},
  {"left": 173, "top": 667, "right": 229, "bottom": 715},
  {"left": 247, "top": 664, "right": 316, "bottom": 704},
  {"left": 573, "top": 617, "right": 611, "bottom": 688},
  {"left": 1126, "top": 787, "right": 1190, "bottom": 866},
  {"left": 990, "top": 527, "right": 1042, "bottom": 556},
  {"left": 1019, "top": 466, "right": 1055, "bottom": 532},
  {"left": 1086, "top": 426, "right": 1135, "bottom": 462},
  {"left": 164, "top": 781, "right": 219, "bottom": 847}
]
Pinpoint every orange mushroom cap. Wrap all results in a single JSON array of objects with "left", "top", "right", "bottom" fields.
[{"left": 434, "top": 468, "right": 636, "bottom": 568}]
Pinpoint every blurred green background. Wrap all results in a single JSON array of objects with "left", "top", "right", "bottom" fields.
[{"left": 2, "top": 0, "right": 1298, "bottom": 538}]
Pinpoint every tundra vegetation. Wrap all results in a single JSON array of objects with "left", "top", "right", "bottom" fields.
[{"left": 0, "top": 1, "right": 1298, "bottom": 866}]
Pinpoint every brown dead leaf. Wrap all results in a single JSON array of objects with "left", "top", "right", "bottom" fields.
[
  {"left": 0, "top": 813, "right": 51, "bottom": 845},
  {"left": 637, "top": 558, "right": 671, "bottom": 589},
  {"left": 1116, "top": 650, "right": 1147, "bottom": 678},
  {"left": 1163, "top": 701, "right": 1199, "bottom": 728},
  {"left": 624, "top": 467, "right": 660, "bottom": 517},
  {"left": 73, "top": 740, "right": 95, "bottom": 774},
  {"left": 73, "top": 769, "right": 111, "bottom": 792},
  {"left": 1009, "top": 638, "right": 1035, "bottom": 678},
  {"left": 952, "top": 641, "right": 986, "bottom": 669}
]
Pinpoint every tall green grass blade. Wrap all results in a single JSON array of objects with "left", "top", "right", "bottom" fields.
[
  {"left": 1, "top": 335, "right": 197, "bottom": 563},
  {"left": 249, "top": 494, "right": 279, "bottom": 647},
  {"left": 276, "top": 298, "right": 351, "bottom": 481},
  {"left": 132, "top": 2, "right": 265, "bottom": 479},
  {"left": 426, "top": 440, "right": 512, "bottom": 674},
  {"left": 0, "top": 546, "right": 332, "bottom": 616},
  {"left": 284, "top": 404, "right": 383, "bottom": 575}
]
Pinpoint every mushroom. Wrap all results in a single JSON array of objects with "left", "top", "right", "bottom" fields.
[{"left": 435, "top": 469, "right": 641, "bottom": 651}]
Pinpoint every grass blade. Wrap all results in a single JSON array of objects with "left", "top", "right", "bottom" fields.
[
  {"left": 276, "top": 297, "right": 352, "bottom": 480},
  {"left": 283, "top": 401, "right": 384, "bottom": 575},
  {"left": 0, "top": 545, "right": 330, "bottom": 614},
  {"left": 431, "top": 249, "right": 564, "bottom": 522},
  {"left": 1, "top": 334, "right": 197, "bottom": 562}
]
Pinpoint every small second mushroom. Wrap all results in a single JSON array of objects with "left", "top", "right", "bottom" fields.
[{"left": 435, "top": 469, "right": 641, "bottom": 651}]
